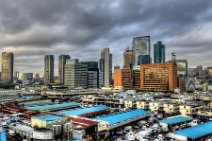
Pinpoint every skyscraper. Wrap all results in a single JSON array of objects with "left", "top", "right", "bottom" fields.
[
  {"left": 44, "top": 55, "right": 54, "bottom": 84},
  {"left": 81, "top": 61, "right": 99, "bottom": 88},
  {"left": 154, "top": 41, "right": 165, "bottom": 64},
  {"left": 64, "top": 59, "right": 88, "bottom": 89},
  {"left": 58, "top": 55, "right": 71, "bottom": 85},
  {"left": 100, "top": 48, "right": 112, "bottom": 87},
  {"left": 132, "top": 36, "right": 150, "bottom": 66},
  {"left": 138, "top": 55, "right": 151, "bottom": 64},
  {"left": 123, "top": 48, "right": 133, "bottom": 68},
  {"left": 1, "top": 52, "right": 14, "bottom": 82}
]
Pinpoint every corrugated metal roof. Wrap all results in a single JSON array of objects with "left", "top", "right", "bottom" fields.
[
  {"left": 176, "top": 122, "right": 212, "bottom": 139},
  {"left": 32, "top": 114, "right": 63, "bottom": 121},
  {"left": 159, "top": 116, "right": 193, "bottom": 125},
  {"left": 94, "top": 109, "right": 148, "bottom": 125},
  {"left": 56, "top": 105, "right": 108, "bottom": 116},
  {"left": 24, "top": 102, "right": 79, "bottom": 111}
]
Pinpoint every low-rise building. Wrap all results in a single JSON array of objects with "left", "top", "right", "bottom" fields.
[
  {"left": 163, "top": 102, "right": 179, "bottom": 115},
  {"left": 179, "top": 104, "right": 203, "bottom": 116},
  {"left": 149, "top": 101, "right": 164, "bottom": 112},
  {"left": 124, "top": 99, "right": 137, "bottom": 109},
  {"left": 136, "top": 100, "right": 149, "bottom": 110}
]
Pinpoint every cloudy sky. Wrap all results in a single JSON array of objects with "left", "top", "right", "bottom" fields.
[{"left": 0, "top": 0, "right": 212, "bottom": 76}]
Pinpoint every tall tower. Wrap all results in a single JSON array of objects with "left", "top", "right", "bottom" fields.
[
  {"left": 58, "top": 55, "right": 70, "bottom": 85},
  {"left": 100, "top": 48, "right": 112, "bottom": 87},
  {"left": 44, "top": 55, "right": 54, "bottom": 84},
  {"left": 1, "top": 52, "right": 14, "bottom": 82},
  {"left": 132, "top": 36, "right": 150, "bottom": 66},
  {"left": 154, "top": 41, "right": 165, "bottom": 63},
  {"left": 123, "top": 48, "right": 133, "bottom": 68}
]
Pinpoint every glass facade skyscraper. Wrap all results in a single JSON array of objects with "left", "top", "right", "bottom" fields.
[
  {"left": 154, "top": 41, "right": 165, "bottom": 64},
  {"left": 132, "top": 36, "right": 150, "bottom": 66},
  {"left": 138, "top": 55, "right": 151, "bottom": 64}
]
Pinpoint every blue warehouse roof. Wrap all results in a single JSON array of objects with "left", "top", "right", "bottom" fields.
[
  {"left": 176, "top": 122, "right": 212, "bottom": 139},
  {"left": 159, "top": 116, "right": 193, "bottom": 125},
  {"left": 24, "top": 102, "right": 79, "bottom": 111},
  {"left": 57, "top": 105, "right": 109, "bottom": 116},
  {"left": 32, "top": 114, "right": 63, "bottom": 121},
  {"left": 94, "top": 109, "right": 148, "bottom": 126}
]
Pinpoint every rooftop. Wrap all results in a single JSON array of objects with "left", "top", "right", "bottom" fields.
[
  {"left": 159, "top": 116, "right": 193, "bottom": 125},
  {"left": 94, "top": 109, "right": 148, "bottom": 126},
  {"left": 32, "top": 114, "right": 63, "bottom": 121},
  {"left": 176, "top": 122, "right": 212, "bottom": 139},
  {"left": 24, "top": 102, "right": 79, "bottom": 111},
  {"left": 57, "top": 105, "right": 109, "bottom": 116}
]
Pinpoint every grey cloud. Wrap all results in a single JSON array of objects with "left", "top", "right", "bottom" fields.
[{"left": 0, "top": 0, "right": 211, "bottom": 74}]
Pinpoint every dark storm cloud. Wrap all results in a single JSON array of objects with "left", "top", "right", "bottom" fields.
[{"left": 0, "top": 0, "right": 212, "bottom": 74}]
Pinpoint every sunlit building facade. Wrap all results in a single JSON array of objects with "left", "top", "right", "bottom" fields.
[{"left": 1, "top": 52, "right": 14, "bottom": 82}]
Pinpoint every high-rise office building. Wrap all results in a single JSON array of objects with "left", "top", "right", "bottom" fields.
[
  {"left": 99, "top": 48, "right": 112, "bottom": 87},
  {"left": 140, "top": 62, "right": 177, "bottom": 92},
  {"left": 132, "top": 36, "right": 150, "bottom": 66},
  {"left": 138, "top": 55, "right": 151, "bottom": 64},
  {"left": 123, "top": 48, "right": 133, "bottom": 68},
  {"left": 44, "top": 55, "right": 54, "bottom": 84},
  {"left": 81, "top": 61, "right": 99, "bottom": 88},
  {"left": 114, "top": 68, "right": 132, "bottom": 90},
  {"left": 1, "top": 52, "right": 14, "bottom": 82},
  {"left": 64, "top": 59, "right": 88, "bottom": 89},
  {"left": 58, "top": 55, "right": 71, "bottom": 85},
  {"left": 154, "top": 41, "right": 165, "bottom": 63}
]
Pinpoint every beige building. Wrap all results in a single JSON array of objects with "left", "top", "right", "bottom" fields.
[
  {"left": 136, "top": 101, "right": 149, "bottom": 110},
  {"left": 179, "top": 104, "right": 203, "bottom": 116},
  {"left": 1, "top": 52, "right": 14, "bottom": 82},
  {"left": 124, "top": 99, "right": 137, "bottom": 108},
  {"left": 163, "top": 103, "right": 179, "bottom": 114},
  {"left": 149, "top": 101, "right": 163, "bottom": 112}
]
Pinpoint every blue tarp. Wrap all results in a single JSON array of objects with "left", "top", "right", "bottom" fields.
[
  {"left": 159, "top": 116, "right": 193, "bottom": 125},
  {"left": 57, "top": 105, "right": 109, "bottom": 116},
  {"left": 94, "top": 109, "right": 148, "bottom": 125},
  {"left": 0, "top": 130, "right": 6, "bottom": 141},
  {"left": 24, "top": 102, "right": 79, "bottom": 111},
  {"left": 176, "top": 122, "right": 212, "bottom": 139},
  {"left": 32, "top": 114, "right": 63, "bottom": 121}
]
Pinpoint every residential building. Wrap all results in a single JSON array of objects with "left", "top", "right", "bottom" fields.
[
  {"left": 99, "top": 48, "right": 112, "bottom": 87},
  {"left": 44, "top": 55, "right": 54, "bottom": 84},
  {"left": 1, "top": 52, "right": 14, "bottom": 82},
  {"left": 64, "top": 59, "right": 88, "bottom": 89},
  {"left": 58, "top": 55, "right": 71, "bottom": 85},
  {"left": 132, "top": 36, "right": 150, "bottom": 66},
  {"left": 154, "top": 41, "right": 165, "bottom": 63}
]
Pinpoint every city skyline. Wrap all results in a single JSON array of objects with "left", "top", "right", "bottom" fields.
[{"left": 0, "top": 0, "right": 212, "bottom": 75}]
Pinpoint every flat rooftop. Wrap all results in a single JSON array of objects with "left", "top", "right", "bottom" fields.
[
  {"left": 176, "top": 122, "right": 212, "bottom": 139},
  {"left": 95, "top": 109, "right": 148, "bottom": 126},
  {"left": 24, "top": 102, "right": 79, "bottom": 111},
  {"left": 32, "top": 114, "right": 63, "bottom": 121},
  {"left": 159, "top": 116, "right": 193, "bottom": 125},
  {"left": 56, "top": 105, "right": 109, "bottom": 116}
]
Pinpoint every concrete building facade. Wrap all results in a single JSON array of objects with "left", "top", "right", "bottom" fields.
[
  {"left": 123, "top": 48, "right": 133, "bottom": 68},
  {"left": 64, "top": 59, "right": 88, "bottom": 89},
  {"left": 140, "top": 62, "right": 177, "bottom": 92},
  {"left": 58, "top": 55, "right": 71, "bottom": 85},
  {"left": 1, "top": 52, "right": 14, "bottom": 82},
  {"left": 44, "top": 55, "right": 54, "bottom": 84},
  {"left": 99, "top": 48, "right": 112, "bottom": 87},
  {"left": 114, "top": 68, "right": 132, "bottom": 90}
]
